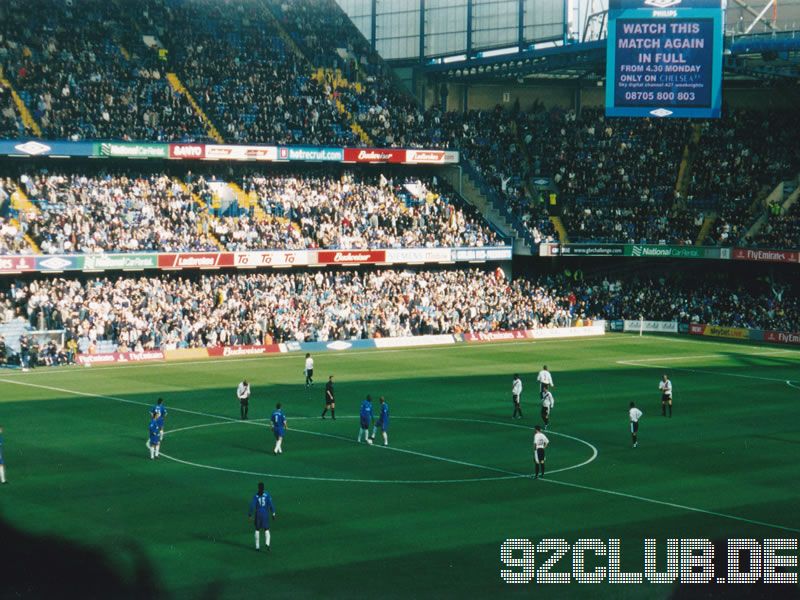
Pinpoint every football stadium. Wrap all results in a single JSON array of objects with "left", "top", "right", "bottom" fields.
[{"left": 0, "top": 0, "right": 799, "bottom": 597}]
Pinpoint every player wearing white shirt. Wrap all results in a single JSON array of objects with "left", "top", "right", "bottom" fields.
[
  {"left": 541, "top": 385, "right": 554, "bottom": 430},
  {"left": 537, "top": 365, "right": 554, "bottom": 394},
  {"left": 237, "top": 380, "right": 251, "bottom": 420},
  {"left": 304, "top": 354, "right": 314, "bottom": 388},
  {"left": 533, "top": 425, "right": 549, "bottom": 479},
  {"left": 629, "top": 402, "right": 643, "bottom": 448},
  {"left": 511, "top": 374, "right": 523, "bottom": 419},
  {"left": 658, "top": 374, "right": 672, "bottom": 417}
]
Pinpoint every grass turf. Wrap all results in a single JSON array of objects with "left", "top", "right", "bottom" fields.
[{"left": 0, "top": 333, "right": 798, "bottom": 599}]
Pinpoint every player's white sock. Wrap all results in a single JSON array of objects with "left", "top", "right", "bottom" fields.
[
  {"left": 255, "top": 531, "right": 260, "bottom": 549},
  {"left": 154, "top": 445, "right": 160, "bottom": 458},
  {"left": 265, "top": 530, "right": 271, "bottom": 548},
  {"left": 150, "top": 445, "right": 155, "bottom": 459},
  {"left": 366, "top": 432, "right": 373, "bottom": 445},
  {"left": 371, "top": 425, "right": 377, "bottom": 438},
  {"left": 276, "top": 439, "right": 283, "bottom": 453},
  {"left": 382, "top": 432, "right": 388, "bottom": 445},
  {"left": 0, "top": 465, "right": 6, "bottom": 483}
]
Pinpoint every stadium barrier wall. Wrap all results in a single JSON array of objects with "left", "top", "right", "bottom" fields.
[
  {"left": 540, "top": 243, "right": 800, "bottom": 263},
  {"left": 76, "top": 351, "right": 166, "bottom": 365},
  {"left": 622, "top": 320, "right": 678, "bottom": 333},
  {"left": 690, "top": 323, "right": 800, "bottom": 345},
  {"left": 0, "top": 140, "right": 459, "bottom": 165},
  {"left": 84, "top": 326, "right": 617, "bottom": 367},
  {"left": 461, "top": 323, "right": 606, "bottom": 343},
  {"left": 0, "top": 246, "right": 512, "bottom": 275},
  {"left": 206, "top": 344, "right": 283, "bottom": 357},
  {"left": 284, "top": 340, "right": 378, "bottom": 353},
  {"left": 164, "top": 348, "right": 210, "bottom": 361},
  {"left": 373, "top": 335, "right": 457, "bottom": 348}
]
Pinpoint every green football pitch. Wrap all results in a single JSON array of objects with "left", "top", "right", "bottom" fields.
[{"left": 1, "top": 333, "right": 799, "bottom": 599}]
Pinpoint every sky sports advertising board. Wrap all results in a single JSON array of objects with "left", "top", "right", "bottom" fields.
[{"left": 606, "top": 0, "right": 724, "bottom": 118}]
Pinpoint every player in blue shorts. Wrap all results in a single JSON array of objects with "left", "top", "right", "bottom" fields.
[
  {"left": 152, "top": 398, "right": 167, "bottom": 441},
  {"left": 148, "top": 412, "right": 161, "bottom": 460},
  {"left": 271, "top": 403, "right": 287, "bottom": 455},
  {"left": 370, "top": 396, "right": 390, "bottom": 446},
  {"left": 0, "top": 425, "right": 7, "bottom": 483},
  {"left": 248, "top": 482, "right": 276, "bottom": 551},
  {"left": 357, "top": 395, "right": 374, "bottom": 444}
]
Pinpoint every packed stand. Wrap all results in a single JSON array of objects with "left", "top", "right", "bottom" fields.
[
  {"left": 754, "top": 199, "right": 800, "bottom": 249},
  {"left": 0, "top": 178, "right": 35, "bottom": 254},
  {"left": 0, "top": 0, "right": 210, "bottom": 141},
  {"left": 433, "top": 106, "right": 557, "bottom": 244},
  {"left": 690, "top": 110, "right": 800, "bottom": 246},
  {"left": 1, "top": 268, "right": 797, "bottom": 365},
  {"left": 6, "top": 169, "right": 502, "bottom": 253},
  {"left": 201, "top": 171, "right": 503, "bottom": 250},
  {"left": 157, "top": 0, "right": 352, "bottom": 146},
  {"left": 0, "top": 269, "right": 572, "bottom": 352},
  {"left": 517, "top": 107, "right": 695, "bottom": 244},
  {"left": 558, "top": 271, "right": 799, "bottom": 332},
  {"left": 0, "top": 82, "right": 24, "bottom": 138},
  {"left": 270, "top": 0, "right": 429, "bottom": 148},
  {"left": 16, "top": 172, "right": 219, "bottom": 253}
]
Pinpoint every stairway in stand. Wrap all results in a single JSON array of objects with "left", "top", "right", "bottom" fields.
[{"left": 166, "top": 73, "right": 225, "bottom": 143}]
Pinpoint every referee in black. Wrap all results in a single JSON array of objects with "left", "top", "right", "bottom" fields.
[{"left": 321, "top": 375, "right": 336, "bottom": 420}]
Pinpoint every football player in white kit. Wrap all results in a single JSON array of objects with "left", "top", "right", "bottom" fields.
[
  {"left": 629, "top": 402, "right": 643, "bottom": 448},
  {"left": 658, "top": 374, "right": 672, "bottom": 417},
  {"left": 533, "top": 425, "right": 549, "bottom": 479}
]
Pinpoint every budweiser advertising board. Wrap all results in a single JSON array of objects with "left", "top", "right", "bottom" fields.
[
  {"left": 343, "top": 148, "right": 406, "bottom": 163},
  {"left": 316, "top": 250, "right": 386, "bottom": 264}
]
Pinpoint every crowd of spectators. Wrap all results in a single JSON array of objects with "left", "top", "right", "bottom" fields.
[
  {"left": 1, "top": 0, "right": 799, "bottom": 252},
  {"left": 1, "top": 268, "right": 796, "bottom": 362},
  {"left": 0, "top": 269, "right": 570, "bottom": 351},
  {"left": 516, "top": 107, "right": 695, "bottom": 244},
  {"left": 0, "top": 0, "right": 209, "bottom": 141},
  {"left": 16, "top": 172, "right": 219, "bottom": 253},
  {"left": 564, "top": 271, "right": 799, "bottom": 332},
  {"left": 271, "top": 0, "right": 430, "bottom": 149},
  {"left": 213, "top": 171, "right": 502, "bottom": 250},
  {"left": 160, "top": 0, "right": 354, "bottom": 146},
  {"left": 428, "top": 106, "right": 556, "bottom": 244},
  {"left": 755, "top": 201, "right": 800, "bottom": 249},
  {"left": 8, "top": 169, "right": 502, "bottom": 254},
  {"left": 690, "top": 110, "right": 800, "bottom": 246},
  {"left": 0, "top": 82, "right": 23, "bottom": 138}
]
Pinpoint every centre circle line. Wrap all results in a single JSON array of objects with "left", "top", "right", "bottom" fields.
[{"left": 161, "top": 416, "right": 599, "bottom": 483}]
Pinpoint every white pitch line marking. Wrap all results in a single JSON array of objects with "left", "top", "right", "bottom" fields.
[
  {"left": 163, "top": 417, "right": 598, "bottom": 480},
  {"left": 2, "top": 376, "right": 798, "bottom": 533}
]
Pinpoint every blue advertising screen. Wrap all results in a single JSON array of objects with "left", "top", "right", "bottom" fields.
[{"left": 606, "top": 0, "right": 724, "bottom": 118}]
